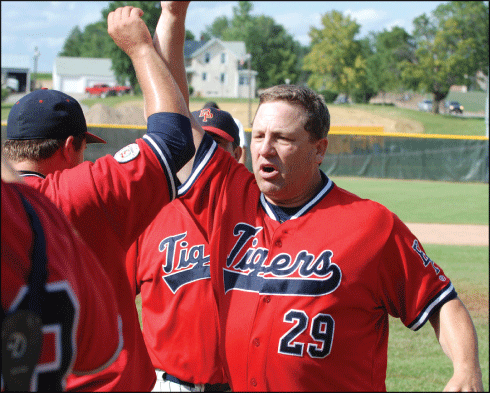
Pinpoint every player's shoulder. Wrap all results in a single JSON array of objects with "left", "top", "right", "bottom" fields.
[{"left": 332, "top": 183, "right": 396, "bottom": 225}]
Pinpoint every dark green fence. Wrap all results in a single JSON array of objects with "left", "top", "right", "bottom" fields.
[{"left": 2, "top": 123, "right": 488, "bottom": 183}]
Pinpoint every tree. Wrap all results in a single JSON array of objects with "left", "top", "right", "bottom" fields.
[
  {"left": 399, "top": 1, "right": 488, "bottom": 114},
  {"left": 202, "top": 1, "right": 305, "bottom": 88},
  {"left": 365, "top": 27, "right": 415, "bottom": 102},
  {"left": 79, "top": 21, "right": 113, "bottom": 58},
  {"left": 302, "top": 10, "right": 370, "bottom": 100},
  {"left": 59, "top": 26, "right": 84, "bottom": 57}
]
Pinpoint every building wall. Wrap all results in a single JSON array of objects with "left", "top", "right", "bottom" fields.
[{"left": 190, "top": 42, "right": 256, "bottom": 98}]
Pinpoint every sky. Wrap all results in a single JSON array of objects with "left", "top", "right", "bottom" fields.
[{"left": 2, "top": 1, "right": 449, "bottom": 73}]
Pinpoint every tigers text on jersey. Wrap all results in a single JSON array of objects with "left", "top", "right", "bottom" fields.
[
  {"left": 21, "top": 138, "right": 175, "bottom": 391},
  {"left": 2, "top": 181, "right": 123, "bottom": 391},
  {"left": 178, "top": 134, "right": 457, "bottom": 391},
  {"left": 126, "top": 198, "right": 226, "bottom": 385}
]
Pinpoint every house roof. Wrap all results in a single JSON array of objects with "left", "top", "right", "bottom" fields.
[
  {"left": 54, "top": 57, "right": 115, "bottom": 77},
  {"left": 185, "top": 38, "right": 247, "bottom": 60},
  {"left": 184, "top": 41, "right": 206, "bottom": 59},
  {"left": 1, "top": 54, "right": 31, "bottom": 71}
]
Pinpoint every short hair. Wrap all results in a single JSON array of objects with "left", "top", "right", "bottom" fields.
[
  {"left": 3, "top": 134, "right": 85, "bottom": 163},
  {"left": 202, "top": 101, "right": 220, "bottom": 110},
  {"left": 256, "top": 85, "right": 330, "bottom": 140}
]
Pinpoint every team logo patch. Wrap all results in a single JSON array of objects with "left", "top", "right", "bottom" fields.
[
  {"left": 199, "top": 109, "right": 213, "bottom": 122},
  {"left": 114, "top": 143, "right": 140, "bottom": 163}
]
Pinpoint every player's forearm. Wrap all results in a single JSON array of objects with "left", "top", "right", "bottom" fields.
[
  {"left": 154, "top": 3, "right": 189, "bottom": 107},
  {"left": 430, "top": 298, "right": 483, "bottom": 390},
  {"left": 130, "top": 46, "right": 188, "bottom": 118}
]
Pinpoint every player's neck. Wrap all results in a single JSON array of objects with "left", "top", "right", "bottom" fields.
[{"left": 12, "top": 157, "right": 68, "bottom": 177}]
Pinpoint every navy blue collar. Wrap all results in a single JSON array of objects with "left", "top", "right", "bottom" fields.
[{"left": 261, "top": 171, "right": 334, "bottom": 223}]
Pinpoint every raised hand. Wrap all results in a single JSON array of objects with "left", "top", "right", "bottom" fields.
[
  {"left": 107, "top": 6, "right": 153, "bottom": 58},
  {"left": 160, "top": 1, "right": 190, "bottom": 16}
]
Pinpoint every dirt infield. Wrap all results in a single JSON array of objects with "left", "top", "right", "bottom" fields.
[
  {"left": 406, "top": 223, "right": 488, "bottom": 246},
  {"left": 84, "top": 100, "right": 424, "bottom": 135}
]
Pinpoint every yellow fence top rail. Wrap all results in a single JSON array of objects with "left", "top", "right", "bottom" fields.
[{"left": 1, "top": 121, "right": 488, "bottom": 140}]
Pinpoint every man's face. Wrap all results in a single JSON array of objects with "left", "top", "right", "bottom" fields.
[{"left": 251, "top": 100, "right": 327, "bottom": 207}]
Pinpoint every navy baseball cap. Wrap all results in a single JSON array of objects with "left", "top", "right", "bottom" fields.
[
  {"left": 192, "top": 107, "right": 240, "bottom": 145},
  {"left": 7, "top": 89, "right": 106, "bottom": 144}
]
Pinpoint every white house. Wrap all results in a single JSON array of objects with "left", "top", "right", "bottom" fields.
[
  {"left": 53, "top": 57, "right": 122, "bottom": 94},
  {"left": 185, "top": 38, "right": 257, "bottom": 99},
  {"left": 1, "top": 54, "right": 31, "bottom": 93}
]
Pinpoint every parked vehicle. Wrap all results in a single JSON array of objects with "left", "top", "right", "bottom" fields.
[
  {"left": 444, "top": 101, "right": 464, "bottom": 114},
  {"left": 334, "top": 95, "right": 350, "bottom": 104},
  {"left": 417, "top": 99, "right": 433, "bottom": 112},
  {"left": 85, "top": 83, "right": 131, "bottom": 98}
]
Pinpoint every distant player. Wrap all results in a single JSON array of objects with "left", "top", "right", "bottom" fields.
[
  {"left": 126, "top": 108, "right": 241, "bottom": 392},
  {"left": 202, "top": 101, "right": 248, "bottom": 165},
  {"left": 156, "top": 2, "right": 484, "bottom": 391},
  {"left": 2, "top": 159, "right": 122, "bottom": 391},
  {"left": 2, "top": 5, "right": 195, "bottom": 391}
]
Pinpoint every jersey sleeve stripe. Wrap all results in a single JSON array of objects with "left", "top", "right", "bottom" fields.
[
  {"left": 143, "top": 134, "right": 177, "bottom": 200},
  {"left": 178, "top": 134, "right": 217, "bottom": 196},
  {"left": 408, "top": 282, "right": 457, "bottom": 331},
  {"left": 71, "top": 315, "right": 124, "bottom": 376}
]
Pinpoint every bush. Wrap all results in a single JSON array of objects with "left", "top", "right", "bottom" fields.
[
  {"left": 351, "top": 89, "right": 377, "bottom": 104},
  {"left": 188, "top": 86, "right": 194, "bottom": 96},
  {"left": 319, "top": 90, "right": 338, "bottom": 103},
  {"left": 1, "top": 88, "right": 11, "bottom": 102}
]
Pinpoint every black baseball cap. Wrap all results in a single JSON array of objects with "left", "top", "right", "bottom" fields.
[
  {"left": 192, "top": 107, "right": 240, "bottom": 145},
  {"left": 7, "top": 89, "right": 106, "bottom": 144}
]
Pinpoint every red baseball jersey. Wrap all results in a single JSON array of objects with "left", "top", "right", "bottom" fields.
[
  {"left": 178, "top": 135, "right": 457, "bottom": 391},
  {"left": 2, "top": 180, "right": 123, "bottom": 391},
  {"left": 125, "top": 198, "right": 226, "bottom": 385},
  {"left": 21, "top": 138, "right": 177, "bottom": 391}
]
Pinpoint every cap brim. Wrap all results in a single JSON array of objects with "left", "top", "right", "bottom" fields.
[
  {"left": 202, "top": 126, "right": 234, "bottom": 142},
  {"left": 85, "top": 131, "right": 106, "bottom": 144}
]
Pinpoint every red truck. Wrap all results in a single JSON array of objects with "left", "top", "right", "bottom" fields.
[{"left": 85, "top": 83, "right": 131, "bottom": 98}]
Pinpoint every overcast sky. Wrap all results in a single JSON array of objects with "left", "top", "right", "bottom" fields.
[{"left": 2, "top": 1, "right": 448, "bottom": 73}]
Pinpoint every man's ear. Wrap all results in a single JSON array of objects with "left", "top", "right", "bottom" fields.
[
  {"left": 315, "top": 138, "right": 328, "bottom": 165},
  {"left": 62, "top": 136, "right": 75, "bottom": 161},
  {"left": 234, "top": 146, "right": 243, "bottom": 162}
]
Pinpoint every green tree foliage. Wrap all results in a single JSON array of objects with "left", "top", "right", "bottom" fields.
[
  {"left": 59, "top": 26, "right": 84, "bottom": 57},
  {"left": 364, "top": 27, "right": 415, "bottom": 101},
  {"left": 202, "top": 1, "right": 304, "bottom": 89},
  {"left": 302, "top": 10, "right": 373, "bottom": 102},
  {"left": 399, "top": 1, "right": 489, "bottom": 113}
]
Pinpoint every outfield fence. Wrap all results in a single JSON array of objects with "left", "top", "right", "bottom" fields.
[{"left": 2, "top": 123, "right": 488, "bottom": 183}]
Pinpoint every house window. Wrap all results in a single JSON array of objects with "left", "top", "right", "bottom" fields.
[
  {"left": 202, "top": 72, "right": 207, "bottom": 81},
  {"left": 221, "top": 53, "right": 226, "bottom": 64},
  {"left": 239, "top": 76, "right": 249, "bottom": 85},
  {"left": 220, "top": 73, "right": 226, "bottom": 83},
  {"left": 205, "top": 53, "right": 210, "bottom": 63}
]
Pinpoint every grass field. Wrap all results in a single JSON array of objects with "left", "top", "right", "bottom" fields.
[{"left": 331, "top": 177, "right": 489, "bottom": 225}]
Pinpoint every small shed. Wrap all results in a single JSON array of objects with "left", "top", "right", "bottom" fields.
[
  {"left": 1, "top": 54, "right": 31, "bottom": 93},
  {"left": 53, "top": 57, "right": 120, "bottom": 94}
]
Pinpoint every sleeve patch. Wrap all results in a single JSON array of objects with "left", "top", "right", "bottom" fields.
[{"left": 114, "top": 143, "right": 140, "bottom": 163}]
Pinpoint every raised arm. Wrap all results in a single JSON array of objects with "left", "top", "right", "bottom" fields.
[
  {"left": 153, "top": 1, "right": 205, "bottom": 181},
  {"left": 429, "top": 297, "right": 483, "bottom": 391},
  {"left": 107, "top": 6, "right": 188, "bottom": 118}
]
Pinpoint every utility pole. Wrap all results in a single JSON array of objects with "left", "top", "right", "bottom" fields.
[
  {"left": 33, "top": 46, "right": 40, "bottom": 91},
  {"left": 247, "top": 53, "right": 252, "bottom": 127}
]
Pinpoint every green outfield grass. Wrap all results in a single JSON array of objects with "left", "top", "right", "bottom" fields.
[
  {"left": 331, "top": 176, "right": 489, "bottom": 225},
  {"left": 386, "top": 244, "right": 489, "bottom": 391}
]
